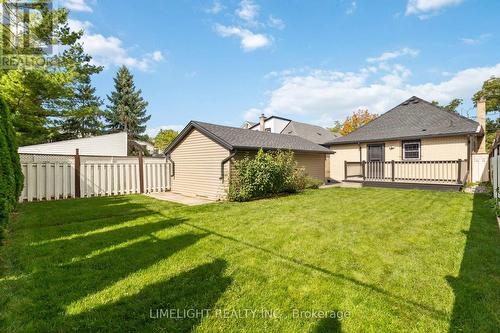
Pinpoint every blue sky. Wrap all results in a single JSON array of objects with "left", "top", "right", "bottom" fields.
[{"left": 65, "top": 0, "right": 500, "bottom": 136}]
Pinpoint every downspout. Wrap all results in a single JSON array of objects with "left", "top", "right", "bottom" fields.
[
  {"left": 166, "top": 154, "right": 175, "bottom": 177},
  {"left": 358, "top": 143, "right": 362, "bottom": 162},
  {"left": 221, "top": 150, "right": 237, "bottom": 182},
  {"left": 466, "top": 135, "right": 471, "bottom": 182}
]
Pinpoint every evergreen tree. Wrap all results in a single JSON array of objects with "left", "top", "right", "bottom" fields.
[
  {"left": 55, "top": 44, "right": 104, "bottom": 139},
  {"left": 104, "top": 66, "right": 150, "bottom": 139},
  {"left": 0, "top": 98, "right": 17, "bottom": 235},
  {"left": 0, "top": 99, "right": 23, "bottom": 202}
]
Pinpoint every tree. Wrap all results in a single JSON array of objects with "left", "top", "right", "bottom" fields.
[
  {"left": 0, "top": 1, "right": 82, "bottom": 145},
  {"left": 56, "top": 44, "right": 104, "bottom": 139},
  {"left": 0, "top": 99, "right": 23, "bottom": 202},
  {"left": 339, "top": 109, "right": 378, "bottom": 135},
  {"left": 154, "top": 129, "right": 178, "bottom": 151},
  {"left": 328, "top": 120, "right": 342, "bottom": 134},
  {"left": 486, "top": 118, "right": 500, "bottom": 151},
  {"left": 473, "top": 77, "right": 500, "bottom": 114},
  {"left": 104, "top": 66, "right": 150, "bottom": 139},
  {"left": 431, "top": 98, "right": 463, "bottom": 113},
  {"left": 473, "top": 77, "right": 500, "bottom": 150},
  {"left": 0, "top": 96, "right": 22, "bottom": 237}
]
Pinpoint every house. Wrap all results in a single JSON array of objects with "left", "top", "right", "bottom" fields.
[
  {"left": 248, "top": 114, "right": 341, "bottom": 145},
  {"left": 18, "top": 132, "right": 129, "bottom": 156},
  {"left": 165, "top": 121, "right": 332, "bottom": 200},
  {"left": 18, "top": 132, "right": 160, "bottom": 157},
  {"left": 325, "top": 96, "right": 487, "bottom": 190}
]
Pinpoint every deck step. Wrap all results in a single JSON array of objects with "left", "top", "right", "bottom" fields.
[{"left": 340, "top": 181, "right": 363, "bottom": 188}]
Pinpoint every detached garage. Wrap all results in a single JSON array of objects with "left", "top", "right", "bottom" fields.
[{"left": 165, "top": 121, "right": 332, "bottom": 201}]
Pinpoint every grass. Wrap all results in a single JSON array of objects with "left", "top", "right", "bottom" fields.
[{"left": 0, "top": 188, "right": 498, "bottom": 332}]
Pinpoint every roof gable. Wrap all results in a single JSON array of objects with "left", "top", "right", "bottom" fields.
[{"left": 328, "top": 96, "right": 480, "bottom": 145}]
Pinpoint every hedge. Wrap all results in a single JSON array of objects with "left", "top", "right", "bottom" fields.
[{"left": 0, "top": 97, "right": 22, "bottom": 240}]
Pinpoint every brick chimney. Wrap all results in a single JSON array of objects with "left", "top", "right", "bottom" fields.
[
  {"left": 259, "top": 113, "right": 266, "bottom": 131},
  {"left": 477, "top": 97, "right": 486, "bottom": 153}
]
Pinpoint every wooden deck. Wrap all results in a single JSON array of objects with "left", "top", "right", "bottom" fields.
[{"left": 344, "top": 160, "right": 468, "bottom": 192}]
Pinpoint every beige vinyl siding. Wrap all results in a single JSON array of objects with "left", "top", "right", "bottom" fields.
[
  {"left": 232, "top": 151, "right": 326, "bottom": 182},
  {"left": 420, "top": 136, "right": 468, "bottom": 160},
  {"left": 295, "top": 153, "right": 326, "bottom": 180},
  {"left": 329, "top": 135, "right": 469, "bottom": 181},
  {"left": 330, "top": 144, "right": 362, "bottom": 181},
  {"left": 170, "top": 129, "right": 229, "bottom": 200}
]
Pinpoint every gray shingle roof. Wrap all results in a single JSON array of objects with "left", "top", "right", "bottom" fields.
[
  {"left": 166, "top": 121, "right": 332, "bottom": 154},
  {"left": 281, "top": 120, "right": 341, "bottom": 144},
  {"left": 327, "top": 96, "right": 480, "bottom": 145}
]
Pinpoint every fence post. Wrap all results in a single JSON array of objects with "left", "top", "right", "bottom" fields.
[
  {"left": 344, "top": 160, "right": 347, "bottom": 180},
  {"left": 75, "top": 149, "right": 81, "bottom": 198},
  {"left": 362, "top": 161, "right": 366, "bottom": 180},
  {"left": 138, "top": 152, "right": 144, "bottom": 194},
  {"left": 457, "top": 159, "right": 462, "bottom": 183},
  {"left": 391, "top": 160, "right": 395, "bottom": 182}
]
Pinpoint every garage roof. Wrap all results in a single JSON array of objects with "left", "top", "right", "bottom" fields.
[{"left": 165, "top": 121, "right": 333, "bottom": 154}]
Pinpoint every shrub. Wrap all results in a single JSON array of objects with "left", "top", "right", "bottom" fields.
[
  {"left": 1, "top": 98, "right": 23, "bottom": 202},
  {"left": 228, "top": 149, "right": 312, "bottom": 202},
  {"left": 0, "top": 97, "right": 22, "bottom": 240}
]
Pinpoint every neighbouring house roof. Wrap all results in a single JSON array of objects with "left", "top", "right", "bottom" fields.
[
  {"left": 281, "top": 120, "right": 341, "bottom": 145},
  {"left": 327, "top": 96, "right": 481, "bottom": 145},
  {"left": 165, "top": 121, "right": 333, "bottom": 154},
  {"left": 241, "top": 121, "right": 257, "bottom": 128},
  {"left": 18, "top": 132, "right": 129, "bottom": 156},
  {"left": 247, "top": 115, "right": 341, "bottom": 144}
]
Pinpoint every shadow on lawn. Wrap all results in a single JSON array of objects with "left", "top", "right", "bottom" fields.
[
  {"left": 5, "top": 220, "right": 209, "bottom": 331},
  {"left": 71, "top": 259, "right": 232, "bottom": 332},
  {"left": 447, "top": 194, "right": 499, "bottom": 332},
  {"left": 182, "top": 221, "right": 449, "bottom": 321},
  {"left": 312, "top": 313, "right": 342, "bottom": 333}
]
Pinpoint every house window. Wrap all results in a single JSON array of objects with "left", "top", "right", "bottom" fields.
[{"left": 403, "top": 141, "right": 420, "bottom": 159}]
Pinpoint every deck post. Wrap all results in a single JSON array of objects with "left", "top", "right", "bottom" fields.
[
  {"left": 391, "top": 160, "right": 395, "bottom": 182},
  {"left": 74, "top": 149, "right": 81, "bottom": 198},
  {"left": 139, "top": 152, "right": 145, "bottom": 194},
  {"left": 344, "top": 160, "right": 347, "bottom": 180},
  {"left": 457, "top": 159, "right": 462, "bottom": 183},
  {"left": 362, "top": 161, "right": 366, "bottom": 180}
]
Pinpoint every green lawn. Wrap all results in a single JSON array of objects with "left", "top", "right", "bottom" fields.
[{"left": 0, "top": 188, "right": 498, "bottom": 332}]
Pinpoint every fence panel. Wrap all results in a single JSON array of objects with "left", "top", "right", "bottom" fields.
[
  {"left": 20, "top": 154, "right": 169, "bottom": 202},
  {"left": 491, "top": 156, "right": 499, "bottom": 202}
]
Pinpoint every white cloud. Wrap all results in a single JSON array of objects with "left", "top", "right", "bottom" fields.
[
  {"left": 243, "top": 108, "right": 263, "bottom": 121},
  {"left": 406, "top": 0, "right": 463, "bottom": 18},
  {"left": 215, "top": 24, "right": 271, "bottom": 51},
  {"left": 68, "top": 19, "right": 164, "bottom": 71},
  {"left": 62, "top": 0, "right": 93, "bottom": 12},
  {"left": 461, "top": 33, "right": 492, "bottom": 45},
  {"left": 146, "top": 125, "right": 185, "bottom": 137},
  {"left": 67, "top": 18, "right": 92, "bottom": 32},
  {"left": 236, "top": 0, "right": 260, "bottom": 24},
  {"left": 346, "top": 1, "right": 357, "bottom": 15},
  {"left": 205, "top": 0, "right": 224, "bottom": 14},
  {"left": 268, "top": 15, "right": 285, "bottom": 30},
  {"left": 250, "top": 63, "right": 500, "bottom": 125},
  {"left": 366, "top": 47, "right": 419, "bottom": 63},
  {"left": 211, "top": 0, "right": 283, "bottom": 52}
]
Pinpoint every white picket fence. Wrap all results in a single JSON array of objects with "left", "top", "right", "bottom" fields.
[
  {"left": 491, "top": 155, "right": 499, "bottom": 203},
  {"left": 19, "top": 154, "right": 170, "bottom": 202}
]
